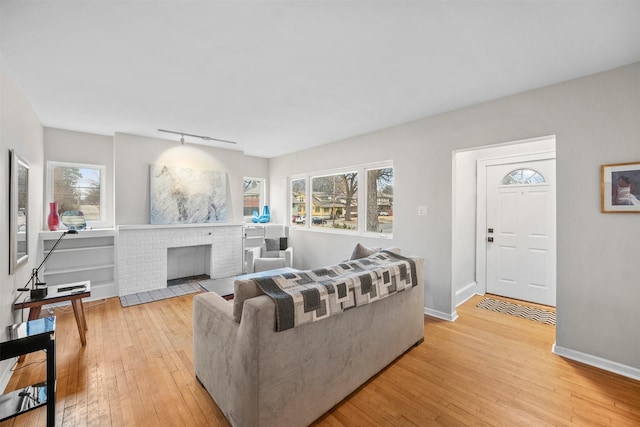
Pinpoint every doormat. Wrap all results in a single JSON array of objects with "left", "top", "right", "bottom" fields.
[{"left": 476, "top": 298, "right": 555, "bottom": 325}]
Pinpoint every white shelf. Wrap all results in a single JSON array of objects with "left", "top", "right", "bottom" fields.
[
  {"left": 44, "top": 245, "right": 114, "bottom": 255},
  {"left": 39, "top": 228, "right": 116, "bottom": 239},
  {"left": 118, "top": 223, "right": 243, "bottom": 231},
  {"left": 39, "top": 231, "right": 116, "bottom": 296},
  {"left": 43, "top": 263, "right": 115, "bottom": 276}
]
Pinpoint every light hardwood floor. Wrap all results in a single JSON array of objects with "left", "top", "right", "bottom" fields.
[{"left": 2, "top": 293, "right": 639, "bottom": 426}]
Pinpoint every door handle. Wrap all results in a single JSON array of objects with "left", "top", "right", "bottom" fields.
[{"left": 487, "top": 237, "right": 494, "bottom": 242}]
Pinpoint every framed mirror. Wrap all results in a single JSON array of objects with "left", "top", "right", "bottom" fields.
[{"left": 9, "top": 149, "right": 29, "bottom": 274}]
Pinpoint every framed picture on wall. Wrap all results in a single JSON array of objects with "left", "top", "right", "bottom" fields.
[{"left": 601, "top": 161, "right": 640, "bottom": 213}]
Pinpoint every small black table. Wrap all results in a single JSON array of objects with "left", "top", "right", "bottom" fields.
[{"left": 0, "top": 317, "right": 56, "bottom": 426}]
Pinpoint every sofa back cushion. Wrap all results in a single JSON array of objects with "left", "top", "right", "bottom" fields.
[{"left": 349, "top": 243, "right": 379, "bottom": 260}]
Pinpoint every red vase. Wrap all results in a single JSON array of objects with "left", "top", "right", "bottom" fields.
[{"left": 47, "top": 202, "right": 60, "bottom": 231}]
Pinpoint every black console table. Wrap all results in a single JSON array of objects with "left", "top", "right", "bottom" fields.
[{"left": 0, "top": 316, "right": 56, "bottom": 426}]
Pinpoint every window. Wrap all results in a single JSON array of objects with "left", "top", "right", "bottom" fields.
[
  {"left": 290, "top": 178, "right": 306, "bottom": 226},
  {"left": 366, "top": 167, "right": 393, "bottom": 233},
  {"left": 502, "top": 169, "right": 545, "bottom": 185},
  {"left": 48, "top": 161, "right": 106, "bottom": 225},
  {"left": 311, "top": 172, "right": 358, "bottom": 231},
  {"left": 290, "top": 162, "right": 393, "bottom": 236},
  {"left": 243, "top": 178, "right": 266, "bottom": 218}
]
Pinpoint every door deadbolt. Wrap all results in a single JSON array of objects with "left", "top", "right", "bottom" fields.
[{"left": 488, "top": 228, "right": 494, "bottom": 233}]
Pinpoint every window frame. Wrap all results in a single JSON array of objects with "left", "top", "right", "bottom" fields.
[
  {"left": 47, "top": 161, "right": 107, "bottom": 229},
  {"left": 289, "top": 161, "right": 393, "bottom": 238},
  {"left": 501, "top": 168, "right": 546, "bottom": 185},
  {"left": 243, "top": 177, "right": 267, "bottom": 221},
  {"left": 364, "top": 165, "right": 394, "bottom": 235},
  {"left": 290, "top": 177, "right": 307, "bottom": 226}
]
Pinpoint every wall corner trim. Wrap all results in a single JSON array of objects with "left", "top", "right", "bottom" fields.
[
  {"left": 552, "top": 343, "right": 640, "bottom": 381},
  {"left": 425, "top": 307, "right": 458, "bottom": 322},
  {"left": 455, "top": 281, "right": 478, "bottom": 307}
]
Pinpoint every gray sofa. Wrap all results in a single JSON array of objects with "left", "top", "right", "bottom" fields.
[{"left": 193, "top": 252, "right": 425, "bottom": 427}]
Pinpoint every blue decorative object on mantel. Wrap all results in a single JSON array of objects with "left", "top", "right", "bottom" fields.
[
  {"left": 251, "top": 206, "right": 270, "bottom": 223},
  {"left": 258, "top": 205, "right": 270, "bottom": 223},
  {"left": 60, "top": 210, "right": 87, "bottom": 231}
]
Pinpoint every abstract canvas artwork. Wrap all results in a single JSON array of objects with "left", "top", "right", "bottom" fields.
[{"left": 150, "top": 165, "right": 227, "bottom": 224}]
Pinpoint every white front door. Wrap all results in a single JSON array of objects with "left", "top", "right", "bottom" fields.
[{"left": 485, "top": 159, "right": 556, "bottom": 306}]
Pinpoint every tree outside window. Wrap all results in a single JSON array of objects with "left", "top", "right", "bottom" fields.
[
  {"left": 49, "top": 162, "right": 105, "bottom": 224},
  {"left": 366, "top": 167, "right": 393, "bottom": 234},
  {"left": 311, "top": 172, "right": 358, "bottom": 231}
]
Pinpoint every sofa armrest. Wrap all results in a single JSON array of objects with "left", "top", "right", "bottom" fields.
[
  {"left": 193, "top": 293, "right": 238, "bottom": 372},
  {"left": 245, "top": 246, "right": 262, "bottom": 273},
  {"left": 194, "top": 291, "right": 235, "bottom": 322},
  {"left": 284, "top": 246, "right": 293, "bottom": 268},
  {"left": 194, "top": 292, "right": 258, "bottom": 425}
]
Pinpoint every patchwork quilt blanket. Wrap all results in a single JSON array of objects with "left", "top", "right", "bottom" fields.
[{"left": 252, "top": 250, "right": 418, "bottom": 331}]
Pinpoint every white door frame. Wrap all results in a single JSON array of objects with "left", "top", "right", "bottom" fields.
[{"left": 476, "top": 150, "right": 556, "bottom": 295}]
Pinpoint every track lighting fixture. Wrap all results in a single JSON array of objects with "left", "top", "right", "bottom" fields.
[{"left": 158, "top": 129, "right": 238, "bottom": 145}]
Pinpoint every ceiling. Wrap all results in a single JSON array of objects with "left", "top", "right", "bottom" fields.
[{"left": 2, "top": 1, "right": 640, "bottom": 158}]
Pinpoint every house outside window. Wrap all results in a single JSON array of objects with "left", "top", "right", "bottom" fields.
[
  {"left": 243, "top": 178, "right": 266, "bottom": 219},
  {"left": 47, "top": 161, "right": 106, "bottom": 226},
  {"left": 290, "top": 178, "right": 306, "bottom": 226},
  {"left": 311, "top": 172, "right": 358, "bottom": 231}
]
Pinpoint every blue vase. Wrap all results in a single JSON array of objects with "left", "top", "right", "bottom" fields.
[
  {"left": 251, "top": 210, "right": 260, "bottom": 223},
  {"left": 258, "top": 205, "right": 270, "bottom": 223}
]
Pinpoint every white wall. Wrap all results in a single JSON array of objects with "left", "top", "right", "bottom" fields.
[
  {"left": 270, "top": 63, "right": 640, "bottom": 371},
  {"left": 0, "top": 70, "right": 44, "bottom": 389},
  {"left": 113, "top": 133, "right": 268, "bottom": 225},
  {"left": 44, "top": 128, "right": 115, "bottom": 228},
  {"left": 43, "top": 130, "right": 270, "bottom": 228}
]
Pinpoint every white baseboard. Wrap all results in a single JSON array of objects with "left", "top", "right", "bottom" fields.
[
  {"left": 552, "top": 343, "right": 640, "bottom": 381},
  {"left": 424, "top": 307, "right": 458, "bottom": 322},
  {"left": 0, "top": 358, "right": 17, "bottom": 393},
  {"left": 455, "top": 281, "right": 478, "bottom": 307}
]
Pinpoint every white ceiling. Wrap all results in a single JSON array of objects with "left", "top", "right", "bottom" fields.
[{"left": 2, "top": 1, "right": 640, "bottom": 158}]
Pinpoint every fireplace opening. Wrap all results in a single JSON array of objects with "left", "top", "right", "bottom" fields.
[{"left": 167, "top": 245, "right": 211, "bottom": 286}]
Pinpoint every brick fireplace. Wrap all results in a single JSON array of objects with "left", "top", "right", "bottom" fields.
[{"left": 117, "top": 223, "right": 243, "bottom": 296}]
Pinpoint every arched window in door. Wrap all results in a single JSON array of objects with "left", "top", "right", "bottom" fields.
[{"left": 501, "top": 168, "right": 545, "bottom": 185}]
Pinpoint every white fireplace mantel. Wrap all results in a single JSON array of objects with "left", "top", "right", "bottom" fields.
[
  {"left": 116, "top": 223, "right": 243, "bottom": 296},
  {"left": 118, "top": 222, "right": 244, "bottom": 231}
]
